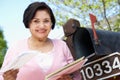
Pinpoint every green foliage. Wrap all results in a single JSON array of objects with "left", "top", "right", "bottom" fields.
[
  {"left": 0, "top": 53, "right": 4, "bottom": 68},
  {"left": 114, "top": 14, "right": 120, "bottom": 32},
  {"left": 48, "top": 0, "right": 119, "bottom": 31},
  {"left": 0, "top": 29, "right": 7, "bottom": 68}
]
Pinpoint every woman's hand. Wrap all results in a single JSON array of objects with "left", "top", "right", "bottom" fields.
[
  {"left": 3, "top": 69, "right": 19, "bottom": 80},
  {"left": 57, "top": 74, "right": 73, "bottom": 80}
]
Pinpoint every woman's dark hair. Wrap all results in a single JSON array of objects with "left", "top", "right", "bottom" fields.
[{"left": 23, "top": 2, "right": 56, "bottom": 29}]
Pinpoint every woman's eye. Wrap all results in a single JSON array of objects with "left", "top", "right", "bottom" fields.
[
  {"left": 34, "top": 20, "right": 40, "bottom": 23},
  {"left": 44, "top": 20, "right": 49, "bottom": 23}
]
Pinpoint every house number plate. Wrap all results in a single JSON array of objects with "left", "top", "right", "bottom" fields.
[{"left": 80, "top": 52, "right": 120, "bottom": 80}]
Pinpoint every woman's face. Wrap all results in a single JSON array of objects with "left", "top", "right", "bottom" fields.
[{"left": 29, "top": 10, "right": 52, "bottom": 40}]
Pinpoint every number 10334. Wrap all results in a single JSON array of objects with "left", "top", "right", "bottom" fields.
[{"left": 80, "top": 53, "right": 120, "bottom": 80}]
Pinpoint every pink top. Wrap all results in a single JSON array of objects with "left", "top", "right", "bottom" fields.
[{"left": 0, "top": 38, "right": 82, "bottom": 80}]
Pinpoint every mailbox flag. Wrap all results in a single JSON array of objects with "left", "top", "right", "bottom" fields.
[
  {"left": 89, "top": 13, "right": 97, "bottom": 25},
  {"left": 89, "top": 13, "right": 98, "bottom": 42}
]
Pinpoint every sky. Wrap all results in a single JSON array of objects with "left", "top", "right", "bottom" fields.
[{"left": 0, "top": 0, "right": 64, "bottom": 47}]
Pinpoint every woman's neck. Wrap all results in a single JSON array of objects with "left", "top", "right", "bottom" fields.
[{"left": 28, "top": 37, "right": 50, "bottom": 50}]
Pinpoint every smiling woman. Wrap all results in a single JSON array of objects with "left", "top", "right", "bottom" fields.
[
  {"left": 29, "top": 10, "right": 53, "bottom": 41},
  {"left": 0, "top": 2, "right": 82, "bottom": 80}
]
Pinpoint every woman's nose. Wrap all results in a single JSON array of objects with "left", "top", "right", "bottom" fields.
[{"left": 37, "top": 22, "right": 44, "bottom": 28}]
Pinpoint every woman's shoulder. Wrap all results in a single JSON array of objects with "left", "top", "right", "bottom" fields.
[
  {"left": 6, "top": 38, "right": 29, "bottom": 56},
  {"left": 9, "top": 38, "right": 28, "bottom": 48}
]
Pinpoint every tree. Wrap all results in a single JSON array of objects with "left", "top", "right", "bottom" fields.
[
  {"left": 0, "top": 27, "right": 7, "bottom": 67},
  {"left": 47, "top": 0, "right": 119, "bottom": 31}
]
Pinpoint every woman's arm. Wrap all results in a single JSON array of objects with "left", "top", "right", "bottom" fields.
[
  {"left": 63, "top": 42, "right": 82, "bottom": 80},
  {"left": 0, "top": 42, "right": 19, "bottom": 80}
]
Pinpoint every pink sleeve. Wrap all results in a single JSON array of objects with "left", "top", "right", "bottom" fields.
[
  {"left": 0, "top": 76, "right": 3, "bottom": 80},
  {"left": 63, "top": 41, "right": 74, "bottom": 63},
  {"left": 1, "top": 39, "right": 27, "bottom": 69},
  {"left": 0, "top": 42, "right": 21, "bottom": 80},
  {"left": 0, "top": 45, "right": 15, "bottom": 80},
  {"left": 1, "top": 44, "right": 17, "bottom": 69},
  {"left": 63, "top": 41, "right": 82, "bottom": 80}
]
